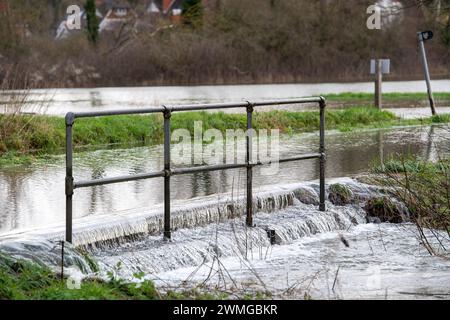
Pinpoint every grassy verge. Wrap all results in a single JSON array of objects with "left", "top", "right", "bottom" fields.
[
  {"left": 325, "top": 92, "right": 450, "bottom": 102},
  {"left": 369, "top": 157, "right": 449, "bottom": 254},
  {"left": 0, "top": 251, "right": 156, "bottom": 300},
  {"left": 1, "top": 107, "right": 449, "bottom": 167},
  {"left": 0, "top": 251, "right": 232, "bottom": 300}
]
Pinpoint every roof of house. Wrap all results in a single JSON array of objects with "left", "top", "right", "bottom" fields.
[
  {"left": 99, "top": 1, "right": 137, "bottom": 32},
  {"left": 96, "top": 0, "right": 129, "bottom": 15},
  {"left": 147, "top": 0, "right": 183, "bottom": 14},
  {"left": 112, "top": 0, "right": 131, "bottom": 9}
]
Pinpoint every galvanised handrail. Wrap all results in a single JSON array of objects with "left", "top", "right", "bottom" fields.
[{"left": 65, "top": 97, "right": 326, "bottom": 243}]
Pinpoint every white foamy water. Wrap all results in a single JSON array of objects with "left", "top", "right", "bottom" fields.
[
  {"left": 1, "top": 178, "right": 448, "bottom": 300},
  {"left": 151, "top": 223, "right": 450, "bottom": 299},
  {"left": 1, "top": 178, "right": 370, "bottom": 247},
  {"left": 85, "top": 178, "right": 449, "bottom": 300}
]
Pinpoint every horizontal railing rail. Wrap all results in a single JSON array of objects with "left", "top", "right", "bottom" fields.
[{"left": 65, "top": 97, "right": 326, "bottom": 243}]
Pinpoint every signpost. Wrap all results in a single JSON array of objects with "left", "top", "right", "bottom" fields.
[
  {"left": 418, "top": 30, "right": 437, "bottom": 115},
  {"left": 370, "top": 59, "right": 390, "bottom": 109}
]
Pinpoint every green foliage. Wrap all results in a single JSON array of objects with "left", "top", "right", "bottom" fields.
[
  {"left": 0, "top": 251, "right": 159, "bottom": 300},
  {"left": 0, "top": 152, "right": 35, "bottom": 167},
  {"left": 325, "top": 92, "right": 450, "bottom": 102},
  {"left": 182, "top": 0, "right": 203, "bottom": 27},
  {"left": 76, "top": 248, "right": 100, "bottom": 273},
  {"left": 441, "top": 27, "right": 450, "bottom": 47},
  {"left": 431, "top": 113, "right": 450, "bottom": 123},
  {"left": 364, "top": 196, "right": 404, "bottom": 223},
  {"left": 373, "top": 156, "right": 449, "bottom": 175},
  {"left": 2, "top": 1, "right": 450, "bottom": 86},
  {"left": 85, "top": 0, "right": 99, "bottom": 44},
  {"left": 371, "top": 156, "right": 450, "bottom": 233},
  {"left": 2, "top": 107, "right": 450, "bottom": 167},
  {"left": 0, "top": 257, "right": 58, "bottom": 300},
  {"left": 373, "top": 157, "right": 425, "bottom": 174},
  {"left": 328, "top": 183, "right": 353, "bottom": 205},
  {"left": 0, "top": 251, "right": 234, "bottom": 300}
]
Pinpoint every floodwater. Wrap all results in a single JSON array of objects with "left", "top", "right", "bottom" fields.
[
  {"left": 1, "top": 79, "right": 450, "bottom": 115},
  {"left": 1, "top": 177, "right": 448, "bottom": 300},
  {"left": 148, "top": 222, "right": 450, "bottom": 300},
  {"left": 1, "top": 81, "right": 449, "bottom": 300},
  {"left": 0, "top": 124, "right": 448, "bottom": 235}
]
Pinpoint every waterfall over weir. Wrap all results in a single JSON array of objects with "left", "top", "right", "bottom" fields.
[
  {"left": 77, "top": 188, "right": 297, "bottom": 249},
  {"left": 70, "top": 178, "right": 377, "bottom": 249},
  {"left": 89, "top": 178, "right": 378, "bottom": 277},
  {"left": 95, "top": 202, "right": 368, "bottom": 276},
  {"left": 0, "top": 178, "right": 382, "bottom": 275}
]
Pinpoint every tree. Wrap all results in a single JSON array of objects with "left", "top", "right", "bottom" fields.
[
  {"left": 182, "top": 0, "right": 203, "bottom": 28},
  {"left": 416, "top": 0, "right": 450, "bottom": 46},
  {"left": 85, "top": 0, "right": 98, "bottom": 44}
]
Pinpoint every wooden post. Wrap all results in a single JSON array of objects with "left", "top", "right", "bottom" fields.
[{"left": 375, "top": 59, "right": 382, "bottom": 109}]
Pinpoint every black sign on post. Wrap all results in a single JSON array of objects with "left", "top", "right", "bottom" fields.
[
  {"left": 420, "top": 30, "right": 433, "bottom": 41},
  {"left": 418, "top": 30, "right": 437, "bottom": 115}
]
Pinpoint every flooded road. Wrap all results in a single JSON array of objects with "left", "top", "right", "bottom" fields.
[
  {"left": 0, "top": 125, "right": 448, "bottom": 234},
  {"left": 1, "top": 79, "right": 450, "bottom": 115}
]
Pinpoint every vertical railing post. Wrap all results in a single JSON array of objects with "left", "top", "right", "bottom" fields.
[
  {"left": 163, "top": 107, "right": 172, "bottom": 240},
  {"left": 246, "top": 103, "right": 254, "bottom": 227},
  {"left": 65, "top": 112, "right": 75, "bottom": 243},
  {"left": 319, "top": 98, "right": 326, "bottom": 211},
  {"left": 375, "top": 59, "right": 382, "bottom": 109}
]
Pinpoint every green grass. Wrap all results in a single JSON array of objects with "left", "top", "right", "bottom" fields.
[
  {"left": 372, "top": 157, "right": 434, "bottom": 174},
  {"left": 1, "top": 107, "right": 449, "bottom": 167},
  {"left": 0, "top": 251, "right": 159, "bottom": 300},
  {"left": 370, "top": 157, "right": 450, "bottom": 233},
  {"left": 325, "top": 92, "right": 450, "bottom": 101},
  {"left": 0, "top": 251, "right": 254, "bottom": 300},
  {"left": 0, "top": 151, "right": 36, "bottom": 167}
]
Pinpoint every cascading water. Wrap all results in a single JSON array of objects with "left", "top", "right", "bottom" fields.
[
  {"left": 0, "top": 178, "right": 377, "bottom": 272},
  {"left": 94, "top": 201, "right": 368, "bottom": 277},
  {"left": 55, "top": 186, "right": 301, "bottom": 249},
  {"left": 1, "top": 178, "right": 448, "bottom": 299}
]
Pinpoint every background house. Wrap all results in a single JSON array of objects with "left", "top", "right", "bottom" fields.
[
  {"left": 56, "top": 7, "right": 103, "bottom": 40},
  {"left": 99, "top": 0, "right": 138, "bottom": 33},
  {"left": 55, "top": 0, "right": 190, "bottom": 40},
  {"left": 147, "top": 0, "right": 183, "bottom": 22}
]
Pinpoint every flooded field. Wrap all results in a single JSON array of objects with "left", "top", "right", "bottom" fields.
[
  {"left": 0, "top": 86, "right": 449, "bottom": 299},
  {"left": 1, "top": 80, "right": 450, "bottom": 116},
  {"left": 0, "top": 124, "right": 448, "bottom": 234}
]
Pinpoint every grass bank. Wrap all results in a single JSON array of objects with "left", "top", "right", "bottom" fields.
[
  {"left": 0, "top": 251, "right": 232, "bottom": 300},
  {"left": 325, "top": 92, "right": 450, "bottom": 102},
  {"left": 1, "top": 107, "right": 450, "bottom": 167},
  {"left": 0, "top": 250, "right": 158, "bottom": 300},
  {"left": 369, "top": 157, "right": 449, "bottom": 254}
]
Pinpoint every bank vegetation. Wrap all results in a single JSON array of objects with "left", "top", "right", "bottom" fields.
[{"left": 1, "top": 0, "right": 449, "bottom": 87}]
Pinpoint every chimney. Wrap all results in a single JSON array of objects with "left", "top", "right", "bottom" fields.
[
  {"left": 0, "top": 0, "right": 9, "bottom": 14},
  {"left": 163, "top": 0, "right": 172, "bottom": 14}
]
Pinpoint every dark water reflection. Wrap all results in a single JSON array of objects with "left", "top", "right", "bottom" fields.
[{"left": 0, "top": 125, "right": 448, "bottom": 234}]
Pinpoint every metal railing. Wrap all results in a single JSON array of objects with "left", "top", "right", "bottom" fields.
[{"left": 65, "top": 97, "right": 326, "bottom": 243}]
